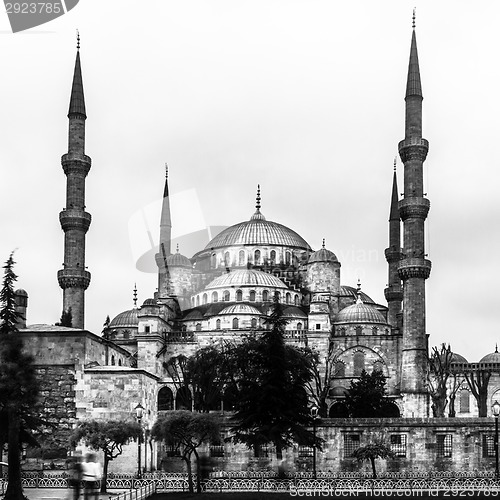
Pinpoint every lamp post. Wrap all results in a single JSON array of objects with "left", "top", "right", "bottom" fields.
[
  {"left": 310, "top": 405, "right": 319, "bottom": 480},
  {"left": 492, "top": 401, "right": 500, "bottom": 478},
  {"left": 135, "top": 403, "right": 144, "bottom": 479}
]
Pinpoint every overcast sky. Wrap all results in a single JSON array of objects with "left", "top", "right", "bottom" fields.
[{"left": 1, "top": 1, "right": 498, "bottom": 362}]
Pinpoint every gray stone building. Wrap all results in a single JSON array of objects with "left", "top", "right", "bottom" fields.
[{"left": 8, "top": 20, "right": 500, "bottom": 474}]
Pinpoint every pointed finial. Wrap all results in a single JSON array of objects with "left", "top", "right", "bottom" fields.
[
  {"left": 176, "top": 243, "right": 179, "bottom": 254},
  {"left": 496, "top": 343, "right": 498, "bottom": 354},
  {"left": 76, "top": 29, "right": 80, "bottom": 50},
  {"left": 133, "top": 283, "right": 137, "bottom": 307},
  {"left": 165, "top": 163, "right": 168, "bottom": 178},
  {"left": 256, "top": 185, "right": 261, "bottom": 211},
  {"left": 412, "top": 8, "right": 416, "bottom": 29},
  {"left": 322, "top": 238, "right": 325, "bottom": 249},
  {"left": 394, "top": 157, "right": 397, "bottom": 171},
  {"left": 356, "top": 280, "right": 363, "bottom": 304}
]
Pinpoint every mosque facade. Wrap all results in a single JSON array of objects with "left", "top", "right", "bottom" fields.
[{"left": 8, "top": 22, "right": 500, "bottom": 473}]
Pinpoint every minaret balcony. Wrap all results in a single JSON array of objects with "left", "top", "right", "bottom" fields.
[
  {"left": 384, "top": 285, "right": 403, "bottom": 302},
  {"left": 61, "top": 153, "right": 91, "bottom": 176},
  {"left": 398, "top": 197, "right": 430, "bottom": 221},
  {"left": 57, "top": 268, "right": 91, "bottom": 290},
  {"left": 384, "top": 248, "right": 403, "bottom": 263},
  {"left": 398, "top": 137, "right": 429, "bottom": 163},
  {"left": 59, "top": 209, "right": 92, "bottom": 232},
  {"left": 397, "top": 258, "right": 432, "bottom": 280}
]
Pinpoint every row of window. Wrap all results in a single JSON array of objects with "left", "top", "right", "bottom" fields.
[
  {"left": 333, "top": 357, "right": 385, "bottom": 378},
  {"left": 211, "top": 249, "right": 295, "bottom": 269},
  {"left": 192, "top": 289, "right": 300, "bottom": 307},
  {"left": 336, "top": 326, "right": 391, "bottom": 336}
]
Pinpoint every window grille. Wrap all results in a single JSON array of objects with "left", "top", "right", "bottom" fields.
[
  {"left": 459, "top": 390, "right": 470, "bottom": 413},
  {"left": 390, "top": 434, "right": 407, "bottom": 457},
  {"left": 298, "top": 446, "right": 314, "bottom": 458},
  {"left": 436, "top": 434, "right": 452, "bottom": 458},
  {"left": 343, "top": 434, "right": 360, "bottom": 458},
  {"left": 164, "top": 444, "right": 180, "bottom": 457},
  {"left": 483, "top": 434, "right": 495, "bottom": 458},
  {"left": 210, "top": 445, "right": 224, "bottom": 458}
]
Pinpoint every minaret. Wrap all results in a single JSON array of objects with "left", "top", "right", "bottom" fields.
[
  {"left": 384, "top": 160, "right": 403, "bottom": 328},
  {"left": 155, "top": 165, "right": 172, "bottom": 298},
  {"left": 57, "top": 34, "right": 91, "bottom": 329},
  {"left": 397, "top": 13, "right": 431, "bottom": 416}
]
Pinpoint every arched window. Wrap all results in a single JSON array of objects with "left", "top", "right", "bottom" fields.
[
  {"left": 254, "top": 249, "right": 261, "bottom": 264},
  {"left": 236, "top": 290, "right": 243, "bottom": 301},
  {"left": 216, "top": 319, "right": 221, "bottom": 330},
  {"left": 372, "top": 326, "right": 378, "bottom": 335},
  {"left": 249, "top": 290, "right": 256, "bottom": 301},
  {"left": 232, "top": 318, "right": 239, "bottom": 329},
  {"left": 176, "top": 387, "right": 192, "bottom": 411},
  {"left": 275, "top": 291, "right": 281, "bottom": 302},
  {"left": 212, "top": 291, "right": 218, "bottom": 302},
  {"left": 224, "top": 252, "right": 230, "bottom": 267},
  {"left": 373, "top": 361, "right": 384, "bottom": 373},
  {"left": 285, "top": 251, "right": 291, "bottom": 265},
  {"left": 195, "top": 323, "right": 202, "bottom": 332},
  {"left": 239, "top": 250, "right": 245, "bottom": 266},
  {"left": 118, "top": 359, "right": 122, "bottom": 366},
  {"left": 223, "top": 290, "right": 230, "bottom": 302},
  {"left": 355, "top": 326, "right": 363, "bottom": 336},
  {"left": 158, "top": 386, "right": 174, "bottom": 411},
  {"left": 459, "top": 390, "right": 470, "bottom": 413},
  {"left": 294, "top": 295, "right": 299, "bottom": 306},
  {"left": 196, "top": 296, "right": 200, "bottom": 307},
  {"left": 334, "top": 361, "right": 345, "bottom": 377},
  {"left": 202, "top": 293, "right": 208, "bottom": 305},
  {"left": 191, "top": 297, "right": 195, "bottom": 306},
  {"left": 270, "top": 250, "right": 276, "bottom": 263},
  {"left": 211, "top": 253, "right": 216, "bottom": 268},
  {"left": 262, "top": 290, "right": 269, "bottom": 302},
  {"left": 353, "top": 352, "right": 365, "bottom": 376},
  {"left": 111, "top": 355, "right": 115, "bottom": 366},
  {"left": 286, "top": 292, "right": 291, "bottom": 304},
  {"left": 251, "top": 318, "right": 257, "bottom": 329},
  {"left": 297, "top": 322, "right": 303, "bottom": 330}
]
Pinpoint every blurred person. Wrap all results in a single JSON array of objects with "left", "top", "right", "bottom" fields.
[
  {"left": 68, "top": 454, "right": 83, "bottom": 500},
  {"left": 82, "top": 452, "right": 102, "bottom": 500}
]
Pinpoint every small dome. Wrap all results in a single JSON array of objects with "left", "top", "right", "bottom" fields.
[
  {"left": 109, "top": 308, "right": 139, "bottom": 328},
  {"left": 480, "top": 348, "right": 500, "bottom": 364},
  {"left": 142, "top": 298, "right": 157, "bottom": 306},
  {"left": 15, "top": 289, "right": 28, "bottom": 296},
  {"left": 282, "top": 306, "right": 307, "bottom": 318},
  {"left": 218, "top": 304, "right": 262, "bottom": 316},
  {"left": 450, "top": 353, "right": 468, "bottom": 364},
  {"left": 184, "top": 309, "right": 204, "bottom": 321},
  {"left": 166, "top": 247, "right": 192, "bottom": 268},
  {"left": 335, "top": 300, "right": 387, "bottom": 325},
  {"left": 205, "top": 269, "right": 288, "bottom": 290},
  {"left": 340, "top": 286, "right": 376, "bottom": 304},
  {"left": 309, "top": 242, "right": 338, "bottom": 263}
]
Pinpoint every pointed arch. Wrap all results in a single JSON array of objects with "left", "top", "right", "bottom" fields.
[{"left": 158, "top": 386, "right": 174, "bottom": 411}]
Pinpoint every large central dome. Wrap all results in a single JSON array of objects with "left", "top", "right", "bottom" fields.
[{"left": 204, "top": 207, "right": 311, "bottom": 251}]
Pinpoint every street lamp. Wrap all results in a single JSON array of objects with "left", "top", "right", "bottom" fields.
[
  {"left": 492, "top": 401, "right": 500, "bottom": 478},
  {"left": 135, "top": 403, "right": 144, "bottom": 479},
  {"left": 310, "top": 405, "right": 319, "bottom": 480}
]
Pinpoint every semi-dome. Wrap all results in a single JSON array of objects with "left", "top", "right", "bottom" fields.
[
  {"left": 450, "top": 353, "right": 468, "bottom": 364},
  {"left": 109, "top": 308, "right": 139, "bottom": 328},
  {"left": 309, "top": 241, "right": 338, "bottom": 263},
  {"left": 205, "top": 269, "right": 288, "bottom": 290},
  {"left": 335, "top": 300, "right": 388, "bottom": 325},
  {"left": 142, "top": 298, "right": 157, "bottom": 306},
  {"left": 184, "top": 309, "right": 204, "bottom": 321},
  {"left": 283, "top": 306, "right": 307, "bottom": 318},
  {"left": 219, "top": 304, "right": 262, "bottom": 316},
  {"left": 480, "top": 348, "right": 500, "bottom": 364}
]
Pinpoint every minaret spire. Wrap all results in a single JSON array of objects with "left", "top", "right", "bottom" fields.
[
  {"left": 57, "top": 42, "right": 92, "bottom": 329},
  {"left": 397, "top": 17, "right": 431, "bottom": 416},
  {"left": 155, "top": 164, "right": 173, "bottom": 298},
  {"left": 250, "top": 184, "right": 266, "bottom": 221},
  {"left": 384, "top": 161, "right": 403, "bottom": 328}
]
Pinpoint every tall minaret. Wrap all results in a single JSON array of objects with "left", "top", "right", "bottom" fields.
[
  {"left": 155, "top": 165, "right": 172, "bottom": 298},
  {"left": 397, "top": 13, "right": 431, "bottom": 416},
  {"left": 57, "top": 34, "right": 92, "bottom": 329},
  {"left": 384, "top": 160, "right": 403, "bottom": 328}
]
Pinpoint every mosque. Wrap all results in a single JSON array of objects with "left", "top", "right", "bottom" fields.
[{"left": 9, "top": 20, "right": 500, "bottom": 472}]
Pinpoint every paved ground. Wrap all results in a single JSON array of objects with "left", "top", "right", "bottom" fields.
[{"left": 22, "top": 489, "right": 128, "bottom": 500}]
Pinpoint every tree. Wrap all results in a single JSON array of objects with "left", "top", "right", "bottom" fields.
[
  {"left": 0, "top": 254, "right": 40, "bottom": 500},
  {"left": 426, "top": 344, "right": 452, "bottom": 418},
  {"left": 229, "top": 295, "right": 319, "bottom": 459},
  {"left": 344, "top": 370, "right": 394, "bottom": 417},
  {"left": 70, "top": 420, "right": 142, "bottom": 492},
  {"left": 56, "top": 307, "right": 72, "bottom": 327},
  {"left": 464, "top": 368, "right": 491, "bottom": 418},
  {"left": 152, "top": 411, "right": 220, "bottom": 494},
  {"left": 352, "top": 443, "right": 396, "bottom": 478}
]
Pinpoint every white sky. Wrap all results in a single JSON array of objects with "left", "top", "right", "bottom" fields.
[{"left": 1, "top": 1, "right": 498, "bottom": 362}]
